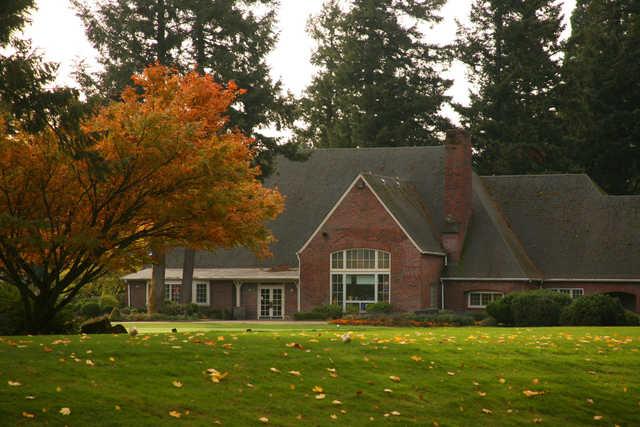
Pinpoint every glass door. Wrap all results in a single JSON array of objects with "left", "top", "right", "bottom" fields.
[{"left": 259, "top": 286, "right": 284, "bottom": 319}]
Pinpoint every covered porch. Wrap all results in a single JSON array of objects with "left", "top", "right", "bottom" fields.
[{"left": 122, "top": 268, "right": 299, "bottom": 320}]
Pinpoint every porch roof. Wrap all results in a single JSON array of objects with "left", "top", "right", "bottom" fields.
[{"left": 122, "top": 268, "right": 299, "bottom": 282}]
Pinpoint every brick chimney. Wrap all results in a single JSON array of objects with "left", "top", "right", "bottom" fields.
[{"left": 442, "top": 128, "right": 472, "bottom": 262}]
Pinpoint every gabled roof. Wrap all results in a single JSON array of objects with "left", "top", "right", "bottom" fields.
[
  {"left": 481, "top": 174, "right": 640, "bottom": 280},
  {"left": 164, "top": 146, "right": 446, "bottom": 269},
  {"left": 445, "top": 174, "right": 542, "bottom": 280},
  {"left": 361, "top": 174, "right": 444, "bottom": 255},
  {"left": 297, "top": 173, "right": 445, "bottom": 256}
]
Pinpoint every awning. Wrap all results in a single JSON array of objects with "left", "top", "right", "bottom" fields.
[{"left": 122, "top": 268, "right": 299, "bottom": 282}]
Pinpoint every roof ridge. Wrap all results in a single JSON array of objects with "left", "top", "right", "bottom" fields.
[
  {"left": 481, "top": 173, "right": 589, "bottom": 178},
  {"left": 361, "top": 172, "right": 403, "bottom": 181},
  {"left": 309, "top": 145, "right": 444, "bottom": 151}
]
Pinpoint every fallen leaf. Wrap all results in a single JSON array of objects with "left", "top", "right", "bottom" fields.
[
  {"left": 315, "top": 394, "right": 326, "bottom": 400},
  {"left": 391, "top": 411, "right": 400, "bottom": 416},
  {"left": 477, "top": 391, "right": 487, "bottom": 397},
  {"left": 389, "top": 376, "right": 400, "bottom": 382},
  {"left": 8, "top": 380, "right": 22, "bottom": 387},
  {"left": 482, "top": 408, "right": 492, "bottom": 414},
  {"left": 115, "top": 405, "right": 121, "bottom": 411},
  {"left": 447, "top": 372, "right": 456, "bottom": 376},
  {"left": 288, "top": 371, "right": 301, "bottom": 377},
  {"left": 59, "top": 407, "right": 71, "bottom": 416},
  {"left": 332, "top": 400, "right": 342, "bottom": 405},
  {"left": 85, "top": 359, "right": 94, "bottom": 366},
  {"left": 532, "top": 378, "right": 540, "bottom": 385},
  {"left": 312, "top": 386, "right": 324, "bottom": 393},
  {"left": 410, "top": 355, "right": 423, "bottom": 362},
  {"left": 330, "top": 414, "right": 337, "bottom": 420},
  {"left": 169, "top": 410, "right": 182, "bottom": 418},
  {"left": 499, "top": 378, "right": 506, "bottom": 384},
  {"left": 384, "top": 388, "right": 393, "bottom": 393},
  {"left": 22, "top": 412, "right": 35, "bottom": 419},
  {"left": 593, "top": 415, "right": 603, "bottom": 420},
  {"left": 259, "top": 416, "right": 269, "bottom": 423},
  {"left": 523, "top": 390, "right": 545, "bottom": 397},
  {"left": 270, "top": 367, "right": 281, "bottom": 373},
  {"left": 172, "top": 380, "right": 183, "bottom": 388},
  {"left": 25, "top": 395, "right": 36, "bottom": 400}
]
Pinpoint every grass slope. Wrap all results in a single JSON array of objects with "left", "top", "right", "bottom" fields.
[{"left": 1, "top": 324, "right": 639, "bottom": 426}]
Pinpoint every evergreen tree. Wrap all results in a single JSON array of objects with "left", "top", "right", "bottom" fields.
[
  {"left": 562, "top": 0, "right": 640, "bottom": 194},
  {"left": 73, "top": 0, "right": 296, "bottom": 174},
  {"left": 456, "top": 0, "right": 567, "bottom": 175},
  {"left": 298, "top": 0, "right": 452, "bottom": 148},
  {"left": 0, "top": 1, "right": 83, "bottom": 137}
]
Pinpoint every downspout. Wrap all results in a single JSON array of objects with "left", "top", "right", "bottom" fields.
[
  {"left": 440, "top": 278, "right": 445, "bottom": 310},
  {"left": 296, "top": 252, "right": 301, "bottom": 312}
]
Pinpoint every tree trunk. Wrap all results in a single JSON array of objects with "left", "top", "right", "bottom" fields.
[
  {"left": 182, "top": 248, "right": 195, "bottom": 304},
  {"left": 148, "top": 247, "right": 166, "bottom": 314},
  {"left": 23, "top": 295, "right": 59, "bottom": 335}
]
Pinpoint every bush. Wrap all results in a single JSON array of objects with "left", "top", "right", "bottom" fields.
[
  {"left": 408, "top": 310, "right": 474, "bottom": 326},
  {"left": 486, "top": 294, "right": 516, "bottom": 325},
  {"left": 81, "top": 301, "right": 102, "bottom": 318},
  {"left": 159, "top": 301, "right": 185, "bottom": 316},
  {"left": 560, "top": 294, "right": 627, "bottom": 326},
  {"left": 486, "top": 290, "right": 571, "bottom": 326},
  {"left": 624, "top": 310, "right": 640, "bottom": 326},
  {"left": 294, "top": 304, "right": 343, "bottom": 321},
  {"left": 99, "top": 294, "right": 120, "bottom": 314},
  {"left": 366, "top": 302, "right": 393, "bottom": 314}
]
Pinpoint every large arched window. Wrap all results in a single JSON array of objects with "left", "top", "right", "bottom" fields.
[{"left": 330, "top": 249, "right": 390, "bottom": 313}]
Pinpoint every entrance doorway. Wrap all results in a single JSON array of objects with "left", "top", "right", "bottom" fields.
[{"left": 258, "top": 285, "right": 284, "bottom": 319}]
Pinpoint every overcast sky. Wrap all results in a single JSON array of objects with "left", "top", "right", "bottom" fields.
[{"left": 23, "top": 0, "right": 576, "bottom": 123}]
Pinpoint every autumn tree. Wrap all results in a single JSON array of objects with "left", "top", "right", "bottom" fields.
[
  {"left": 561, "top": 0, "right": 640, "bottom": 194},
  {"left": 0, "top": 65, "right": 284, "bottom": 334},
  {"left": 456, "top": 0, "right": 567, "bottom": 174},
  {"left": 297, "top": 0, "right": 452, "bottom": 148}
]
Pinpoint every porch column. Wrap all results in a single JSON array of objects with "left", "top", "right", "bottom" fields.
[{"left": 233, "top": 281, "right": 242, "bottom": 307}]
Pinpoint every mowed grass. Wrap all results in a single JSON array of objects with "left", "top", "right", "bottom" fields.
[{"left": 1, "top": 324, "right": 639, "bottom": 426}]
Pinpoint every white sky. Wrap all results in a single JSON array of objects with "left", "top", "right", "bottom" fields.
[{"left": 23, "top": 0, "right": 576, "bottom": 124}]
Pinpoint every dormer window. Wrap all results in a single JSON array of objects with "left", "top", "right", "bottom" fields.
[{"left": 330, "top": 249, "right": 390, "bottom": 313}]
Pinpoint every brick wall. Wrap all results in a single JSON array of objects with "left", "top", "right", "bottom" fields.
[
  {"left": 443, "top": 280, "right": 536, "bottom": 311},
  {"left": 442, "top": 129, "right": 472, "bottom": 262},
  {"left": 542, "top": 282, "right": 640, "bottom": 312},
  {"left": 299, "top": 178, "right": 444, "bottom": 312}
]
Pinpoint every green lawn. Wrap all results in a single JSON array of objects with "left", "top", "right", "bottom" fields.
[{"left": 1, "top": 324, "right": 639, "bottom": 426}]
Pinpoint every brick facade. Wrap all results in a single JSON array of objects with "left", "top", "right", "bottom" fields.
[{"left": 299, "top": 178, "right": 444, "bottom": 312}]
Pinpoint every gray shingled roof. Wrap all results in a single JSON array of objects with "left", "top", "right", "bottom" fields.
[
  {"left": 160, "top": 147, "right": 639, "bottom": 281},
  {"left": 445, "top": 174, "right": 542, "bottom": 279},
  {"left": 361, "top": 173, "right": 444, "bottom": 255},
  {"left": 482, "top": 174, "right": 640, "bottom": 279},
  {"left": 166, "top": 146, "right": 446, "bottom": 269}
]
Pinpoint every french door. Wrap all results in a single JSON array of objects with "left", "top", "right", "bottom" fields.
[{"left": 258, "top": 285, "right": 284, "bottom": 319}]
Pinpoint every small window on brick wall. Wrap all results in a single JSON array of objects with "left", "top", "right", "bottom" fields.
[
  {"left": 550, "top": 288, "right": 584, "bottom": 298},
  {"left": 468, "top": 291, "right": 503, "bottom": 308}
]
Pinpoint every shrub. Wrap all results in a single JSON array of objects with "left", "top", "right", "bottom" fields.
[
  {"left": 487, "top": 290, "right": 571, "bottom": 326},
  {"left": 294, "top": 304, "right": 343, "bottom": 321},
  {"left": 486, "top": 294, "right": 516, "bottom": 325},
  {"left": 159, "top": 301, "right": 185, "bottom": 316},
  {"left": 99, "top": 294, "right": 120, "bottom": 313},
  {"left": 81, "top": 301, "right": 102, "bottom": 318},
  {"left": 560, "top": 294, "right": 627, "bottom": 326},
  {"left": 511, "top": 290, "right": 572, "bottom": 326},
  {"left": 624, "top": 310, "right": 640, "bottom": 326},
  {"left": 366, "top": 302, "right": 393, "bottom": 314}
]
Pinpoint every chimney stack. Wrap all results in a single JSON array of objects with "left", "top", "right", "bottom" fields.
[{"left": 442, "top": 128, "right": 472, "bottom": 262}]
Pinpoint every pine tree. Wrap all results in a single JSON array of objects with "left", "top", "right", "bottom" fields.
[
  {"left": 298, "top": 0, "right": 452, "bottom": 148},
  {"left": 456, "top": 0, "right": 567, "bottom": 175},
  {"left": 561, "top": 0, "right": 640, "bottom": 194},
  {"left": 73, "top": 0, "right": 296, "bottom": 174}
]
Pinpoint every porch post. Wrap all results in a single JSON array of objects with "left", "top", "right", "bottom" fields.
[{"left": 233, "top": 281, "right": 242, "bottom": 308}]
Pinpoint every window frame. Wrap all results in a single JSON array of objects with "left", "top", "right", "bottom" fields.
[
  {"left": 330, "top": 249, "right": 391, "bottom": 312},
  {"left": 193, "top": 281, "right": 210, "bottom": 305},
  {"left": 164, "top": 281, "right": 182, "bottom": 303},
  {"left": 467, "top": 291, "right": 503, "bottom": 308},
  {"left": 549, "top": 288, "right": 584, "bottom": 299}
]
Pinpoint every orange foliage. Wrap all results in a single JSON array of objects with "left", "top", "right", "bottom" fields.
[{"left": 0, "top": 65, "right": 284, "bottom": 282}]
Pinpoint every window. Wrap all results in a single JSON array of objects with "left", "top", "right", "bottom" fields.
[
  {"left": 468, "top": 291, "right": 502, "bottom": 308},
  {"left": 330, "top": 249, "right": 390, "bottom": 313},
  {"left": 550, "top": 288, "right": 584, "bottom": 298},
  {"left": 195, "top": 282, "right": 209, "bottom": 305},
  {"left": 165, "top": 282, "right": 181, "bottom": 303}
]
